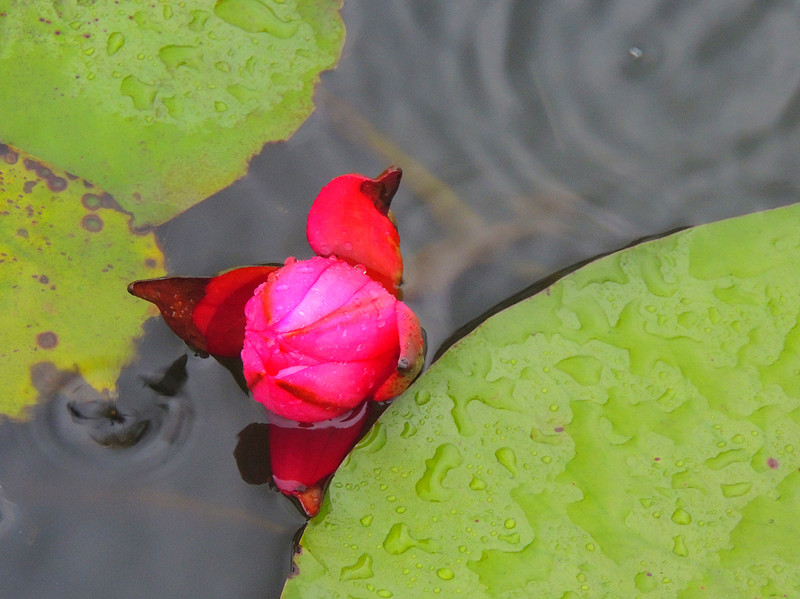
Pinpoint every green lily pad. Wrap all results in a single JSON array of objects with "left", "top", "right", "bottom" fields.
[
  {"left": 0, "top": 144, "right": 164, "bottom": 419},
  {"left": 0, "top": 0, "right": 344, "bottom": 228},
  {"left": 284, "top": 203, "right": 800, "bottom": 598}
]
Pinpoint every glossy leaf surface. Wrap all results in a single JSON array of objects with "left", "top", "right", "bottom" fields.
[
  {"left": 0, "top": 0, "right": 344, "bottom": 227},
  {"left": 0, "top": 144, "right": 164, "bottom": 418},
  {"left": 284, "top": 203, "right": 800, "bottom": 598}
]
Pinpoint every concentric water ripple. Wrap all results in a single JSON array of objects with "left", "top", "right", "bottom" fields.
[
  {"left": 20, "top": 361, "right": 194, "bottom": 478},
  {"left": 0, "top": 342, "right": 305, "bottom": 599}
]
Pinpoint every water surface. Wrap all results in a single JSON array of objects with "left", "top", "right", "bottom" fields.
[{"left": 4, "top": 1, "right": 800, "bottom": 597}]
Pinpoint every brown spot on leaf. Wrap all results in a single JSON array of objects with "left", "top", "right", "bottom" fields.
[
  {"left": 23, "top": 158, "right": 42, "bottom": 173},
  {"left": 36, "top": 331, "right": 58, "bottom": 349},
  {"left": 47, "top": 176, "right": 67, "bottom": 192},
  {"left": 22, "top": 158, "right": 68, "bottom": 191},
  {"left": 81, "top": 213, "right": 104, "bottom": 232},
  {"left": 0, "top": 143, "right": 18, "bottom": 164},
  {"left": 81, "top": 191, "right": 128, "bottom": 218},
  {"left": 82, "top": 193, "right": 102, "bottom": 210},
  {"left": 144, "top": 258, "right": 157, "bottom": 268},
  {"left": 16, "top": 228, "right": 28, "bottom": 238},
  {"left": 99, "top": 192, "right": 123, "bottom": 211},
  {"left": 23, "top": 180, "right": 37, "bottom": 193}
]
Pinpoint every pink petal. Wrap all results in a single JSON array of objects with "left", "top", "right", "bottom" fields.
[
  {"left": 278, "top": 290, "right": 399, "bottom": 362},
  {"left": 268, "top": 257, "right": 373, "bottom": 332},
  {"left": 261, "top": 257, "right": 328, "bottom": 326},
  {"left": 274, "top": 357, "right": 396, "bottom": 408},
  {"left": 246, "top": 371, "right": 338, "bottom": 422}
]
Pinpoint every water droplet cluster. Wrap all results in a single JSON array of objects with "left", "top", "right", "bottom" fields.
[{"left": 8, "top": 1, "right": 318, "bottom": 128}]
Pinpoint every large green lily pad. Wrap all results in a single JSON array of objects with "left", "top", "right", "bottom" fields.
[
  {"left": 284, "top": 203, "right": 800, "bottom": 598},
  {"left": 0, "top": 0, "right": 344, "bottom": 228},
  {"left": 0, "top": 144, "right": 164, "bottom": 419}
]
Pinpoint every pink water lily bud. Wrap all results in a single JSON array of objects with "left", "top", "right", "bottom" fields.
[{"left": 241, "top": 255, "right": 424, "bottom": 422}]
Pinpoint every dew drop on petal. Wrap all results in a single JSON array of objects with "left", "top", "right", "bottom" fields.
[{"left": 354, "top": 264, "right": 367, "bottom": 274}]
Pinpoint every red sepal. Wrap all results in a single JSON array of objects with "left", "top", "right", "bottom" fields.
[
  {"left": 128, "top": 276, "right": 212, "bottom": 352},
  {"left": 373, "top": 302, "right": 426, "bottom": 402},
  {"left": 193, "top": 265, "right": 279, "bottom": 356},
  {"left": 268, "top": 400, "right": 371, "bottom": 517},
  {"left": 128, "top": 265, "right": 278, "bottom": 357},
  {"left": 307, "top": 167, "right": 404, "bottom": 297}
]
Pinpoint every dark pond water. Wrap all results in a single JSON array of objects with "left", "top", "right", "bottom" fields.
[{"left": 4, "top": 1, "right": 800, "bottom": 597}]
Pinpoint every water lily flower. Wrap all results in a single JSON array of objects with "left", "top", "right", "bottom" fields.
[
  {"left": 241, "top": 255, "right": 424, "bottom": 422},
  {"left": 129, "top": 166, "right": 424, "bottom": 515}
]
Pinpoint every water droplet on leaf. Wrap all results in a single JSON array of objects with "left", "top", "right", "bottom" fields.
[{"left": 106, "top": 32, "right": 124, "bottom": 55}]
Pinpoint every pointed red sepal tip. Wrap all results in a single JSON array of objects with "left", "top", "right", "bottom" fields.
[
  {"left": 360, "top": 166, "right": 402, "bottom": 215},
  {"left": 128, "top": 277, "right": 212, "bottom": 352},
  {"left": 295, "top": 484, "right": 326, "bottom": 518},
  {"left": 306, "top": 167, "right": 404, "bottom": 297},
  {"left": 128, "top": 265, "right": 278, "bottom": 358}
]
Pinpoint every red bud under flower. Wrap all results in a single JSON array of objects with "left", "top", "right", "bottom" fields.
[
  {"left": 241, "top": 255, "right": 424, "bottom": 423},
  {"left": 267, "top": 401, "right": 371, "bottom": 517},
  {"left": 306, "top": 167, "right": 404, "bottom": 296}
]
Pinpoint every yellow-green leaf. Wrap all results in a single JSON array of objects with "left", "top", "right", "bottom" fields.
[{"left": 0, "top": 144, "right": 164, "bottom": 418}]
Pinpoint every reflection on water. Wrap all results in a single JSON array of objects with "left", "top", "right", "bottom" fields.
[{"left": 5, "top": 1, "right": 800, "bottom": 597}]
